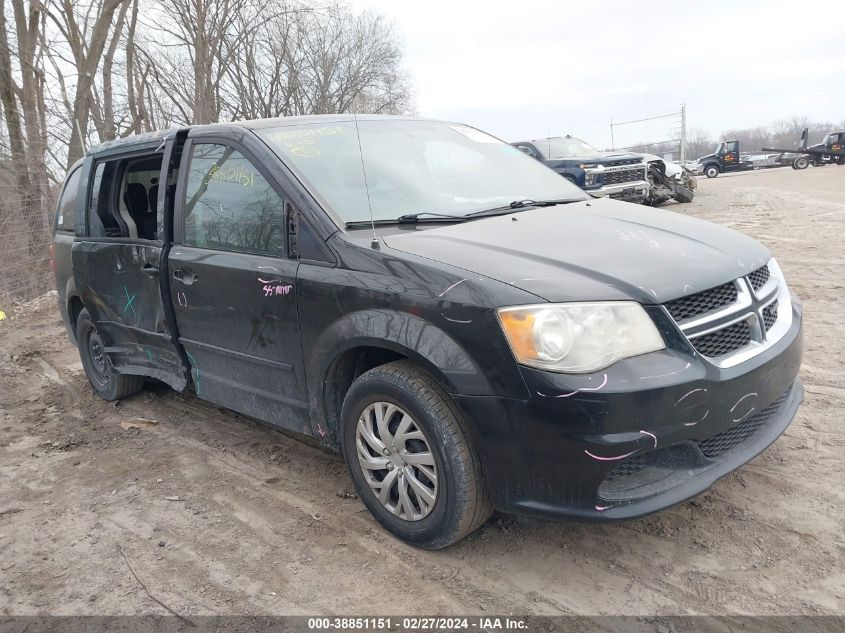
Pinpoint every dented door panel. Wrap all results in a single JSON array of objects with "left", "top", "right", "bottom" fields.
[
  {"left": 71, "top": 239, "right": 186, "bottom": 389},
  {"left": 168, "top": 246, "right": 309, "bottom": 432}
]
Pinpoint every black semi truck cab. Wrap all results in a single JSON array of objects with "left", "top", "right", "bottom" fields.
[{"left": 695, "top": 140, "right": 755, "bottom": 178}]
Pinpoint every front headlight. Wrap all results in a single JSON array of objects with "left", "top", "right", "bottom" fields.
[{"left": 497, "top": 302, "right": 665, "bottom": 373}]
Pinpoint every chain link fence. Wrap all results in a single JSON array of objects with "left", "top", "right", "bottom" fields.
[{"left": 0, "top": 184, "right": 56, "bottom": 306}]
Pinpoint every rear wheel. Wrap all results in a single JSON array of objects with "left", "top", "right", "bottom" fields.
[
  {"left": 76, "top": 308, "right": 144, "bottom": 401},
  {"left": 792, "top": 156, "right": 809, "bottom": 170},
  {"left": 341, "top": 361, "right": 492, "bottom": 548},
  {"left": 704, "top": 165, "right": 720, "bottom": 178}
]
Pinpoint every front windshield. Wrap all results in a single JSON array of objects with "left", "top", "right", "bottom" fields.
[
  {"left": 536, "top": 137, "right": 598, "bottom": 158},
  {"left": 258, "top": 119, "right": 586, "bottom": 224}
]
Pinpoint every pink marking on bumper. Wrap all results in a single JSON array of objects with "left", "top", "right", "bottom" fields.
[
  {"left": 639, "top": 429, "right": 658, "bottom": 448},
  {"left": 538, "top": 373, "right": 608, "bottom": 399},
  {"left": 584, "top": 448, "right": 640, "bottom": 461}
]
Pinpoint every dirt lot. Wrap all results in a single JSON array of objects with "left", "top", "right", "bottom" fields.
[{"left": 1, "top": 166, "right": 843, "bottom": 616}]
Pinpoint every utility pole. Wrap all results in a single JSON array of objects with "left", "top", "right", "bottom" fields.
[
  {"left": 610, "top": 118, "right": 615, "bottom": 150},
  {"left": 680, "top": 103, "right": 687, "bottom": 164}
]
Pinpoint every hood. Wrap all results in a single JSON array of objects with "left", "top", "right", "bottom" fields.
[
  {"left": 380, "top": 198, "right": 770, "bottom": 304},
  {"left": 547, "top": 151, "right": 642, "bottom": 165}
]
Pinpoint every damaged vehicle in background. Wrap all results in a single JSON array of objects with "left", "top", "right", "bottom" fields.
[
  {"left": 513, "top": 136, "right": 695, "bottom": 206},
  {"left": 52, "top": 115, "right": 803, "bottom": 549},
  {"left": 639, "top": 153, "right": 697, "bottom": 205},
  {"left": 512, "top": 136, "right": 650, "bottom": 204}
]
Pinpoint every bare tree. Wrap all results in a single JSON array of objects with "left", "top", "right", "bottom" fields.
[
  {"left": 1, "top": 0, "right": 414, "bottom": 301},
  {"left": 0, "top": 0, "right": 51, "bottom": 250},
  {"left": 149, "top": 0, "right": 260, "bottom": 124},
  {"left": 45, "top": 0, "right": 129, "bottom": 169},
  {"left": 686, "top": 128, "right": 714, "bottom": 160},
  {"left": 296, "top": 7, "right": 411, "bottom": 115}
]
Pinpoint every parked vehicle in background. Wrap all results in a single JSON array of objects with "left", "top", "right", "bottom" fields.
[
  {"left": 762, "top": 129, "right": 845, "bottom": 169},
  {"left": 742, "top": 153, "right": 797, "bottom": 169},
  {"left": 512, "top": 136, "right": 649, "bottom": 203},
  {"left": 692, "top": 130, "right": 845, "bottom": 177},
  {"left": 806, "top": 131, "right": 844, "bottom": 164},
  {"left": 691, "top": 140, "right": 756, "bottom": 178},
  {"left": 637, "top": 153, "right": 696, "bottom": 206},
  {"left": 53, "top": 115, "right": 804, "bottom": 549}
]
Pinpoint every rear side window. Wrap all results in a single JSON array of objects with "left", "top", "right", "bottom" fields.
[
  {"left": 88, "top": 154, "right": 163, "bottom": 239},
  {"left": 183, "top": 143, "right": 286, "bottom": 256},
  {"left": 88, "top": 162, "right": 116, "bottom": 237},
  {"left": 56, "top": 168, "right": 81, "bottom": 232}
]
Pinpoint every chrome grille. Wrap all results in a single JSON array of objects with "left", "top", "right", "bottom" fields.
[
  {"left": 605, "top": 158, "right": 641, "bottom": 167},
  {"left": 662, "top": 259, "right": 792, "bottom": 368},
  {"left": 762, "top": 300, "right": 778, "bottom": 330},
  {"left": 691, "top": 319, "right": 752, "bottom": 357},
  {"left": 747, "top": 264, "right": 770, "bottom": 291},
  {"left": 603, "top": 168, "right": 644, "bottom": 185},
  {"left": 665, "top": 282, "right": 738, "bottom": 322}
]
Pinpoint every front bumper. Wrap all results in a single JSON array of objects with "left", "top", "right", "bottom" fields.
[
  {"left": 587, "top": 180, "right": 649, "bottom": 203},
  {"left": 455, "top": 298, "right": 803, "bottom": 521}
]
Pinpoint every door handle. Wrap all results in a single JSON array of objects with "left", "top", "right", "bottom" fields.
[
  {"left": 141, "top": 264, "right": 159, "bottom": 277},
  {"left": 173, "top": 268, "right": 198, "bottom": 285}
]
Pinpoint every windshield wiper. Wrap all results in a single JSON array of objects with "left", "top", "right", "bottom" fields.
[
  {"left": 396, "top": 211, "right": 467, "bottom": 223},
  {"left": 344, "top": 199, "right": 582, "bottom": 229},
  {"left": 345, "top": 212, "right": 467, "bottom": 229},
  {"left": 464, "top": 198, "right": 583, "bottom": 218}
]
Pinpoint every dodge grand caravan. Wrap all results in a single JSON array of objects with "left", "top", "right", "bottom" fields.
[{"left": 52, "top": 115, "right": 803, "bottom": 548}]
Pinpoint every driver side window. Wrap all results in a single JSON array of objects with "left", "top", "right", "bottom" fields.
[{"left": 183, "top": 143, "right": 286, "bottom": 257}]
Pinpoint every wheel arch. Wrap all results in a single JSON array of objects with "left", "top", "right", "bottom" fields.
[
  {"left": 67, "top": 293, "right": 85, "bottom": 345},
  {"left": 306, "top": 309, "right": 493, "bottom": 447}
]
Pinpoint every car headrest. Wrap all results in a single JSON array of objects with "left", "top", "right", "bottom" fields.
[
  {"left": 148, "top": 184, "right": 159, "bottom": 215},
  {"left": 124, "top": 182, "right": 148, "bottom": 216}
]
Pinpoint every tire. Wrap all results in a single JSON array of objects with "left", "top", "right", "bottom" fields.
[
  {"left": 672, "top": 184, "right": 695, "bottom": 203},
  {"left": 341, "top": 360, "right": 492, "bottom": 549},
  {"left": 76, "top": 308, "right": 144, "bottom": 401},
  {"left": 704, "top": 165, "right": 720, "bottom": 178},
  {"left": 792, "top": 156, "right": 809, "bottom": 170}
]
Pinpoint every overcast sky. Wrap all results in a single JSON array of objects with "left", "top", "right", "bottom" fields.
[{"left": 351, "top": 0, "right": 844, "bottom": 149}]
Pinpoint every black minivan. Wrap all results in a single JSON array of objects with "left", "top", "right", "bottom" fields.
[{"left": 52, "top": 115, "right": 803, "bottom": 548}]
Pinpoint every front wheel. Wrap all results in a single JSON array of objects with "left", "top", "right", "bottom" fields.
[
  {"left": 672, "top": 184, "right": 695, "bottom": 203},
  {"left": 792, "top": 156, "right": 810, "bottom": 170},
  {"left": 704, "top": 165, "right": 720, "bottom": 178},
  {"left": 341, "top": 361, "right": 492, "bottom": 548},
  {"left": 76, "top": 308, "right": 144, "bottom": 401}
]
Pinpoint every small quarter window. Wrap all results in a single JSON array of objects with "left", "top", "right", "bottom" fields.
[
  {"left": 183, "top": 143, "right": 286, "bottom": 256},
  {"left": 56, "top": 168, "right": 81, "bottom": 232},
  {"left": 516, "top": 144, "right": 537, "bottom": 159}
]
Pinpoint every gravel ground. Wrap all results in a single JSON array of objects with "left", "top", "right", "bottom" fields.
[{"left": 0, "top": 166, "right": 842, "bottom": 616}]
